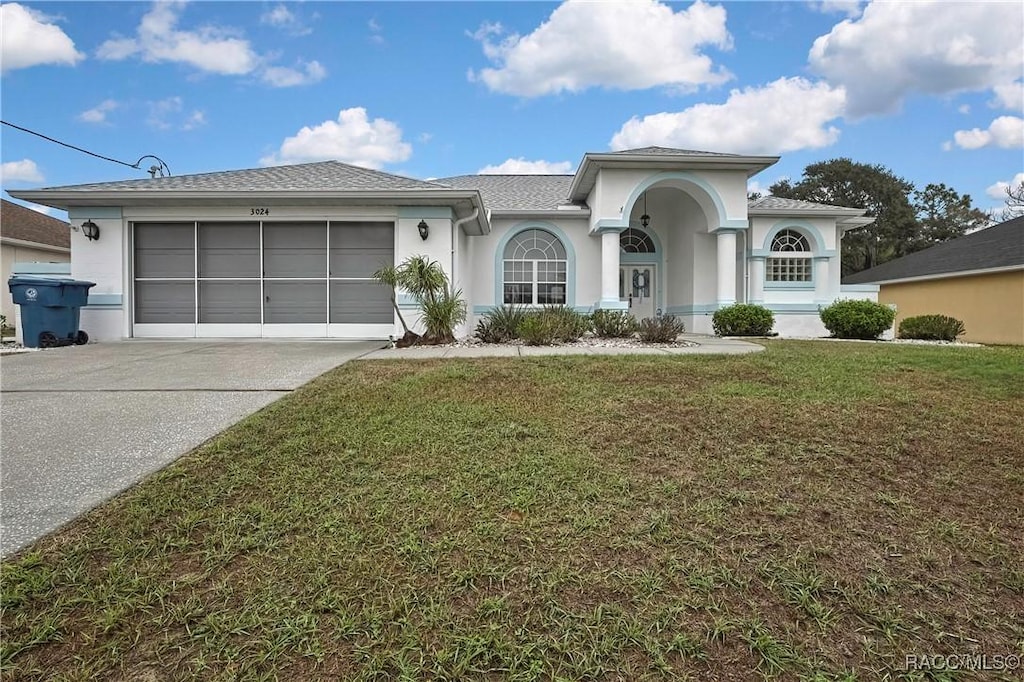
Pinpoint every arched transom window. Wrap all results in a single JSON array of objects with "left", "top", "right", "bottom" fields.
[
  {"left": 503, "top": 228, "right": 567, "bottom": 305},
  {"left": 620, "top": 228, "right": 656, "bottom": 254},
  {"left": 767, "top": 229, "right": 812, "bottom": 282}
]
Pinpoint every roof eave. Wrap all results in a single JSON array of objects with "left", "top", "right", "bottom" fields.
[
  {"left": 568, "top": 152, "right": 781, "bottom": 201},
  {"left": 845, "top": 263, "right": 1024, "bottom": 286},
  {"left": 489, "top": 208, "right": 591, "bottom": 220}
]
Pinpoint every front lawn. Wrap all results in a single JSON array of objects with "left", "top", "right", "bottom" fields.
[{"left": 3, "top": 341, "right": 1022, "bottom": 681}]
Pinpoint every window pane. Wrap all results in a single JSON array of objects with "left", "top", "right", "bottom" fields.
[
  {"left": 503, "top": 283, "right": 532, "bottom": 305},
  {"left": 199, "top": 281, "right": 260, "bottom": 323},
  {"left": 329, "top": 222, "right": 394, "bottom": 278},
  {"left": 263, "top": 222, "right": 327, "bottom": 278},
  {"left": 537, "top": 284, "right": 566, "bottom": 305}
]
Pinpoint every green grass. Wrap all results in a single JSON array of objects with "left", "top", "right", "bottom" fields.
[{"left": 2, "top": 341, "right": 1023, "bottom": 681}]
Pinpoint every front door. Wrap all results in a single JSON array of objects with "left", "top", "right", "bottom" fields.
[{"left": 619, "top": 264, "right": 655, "bottom": 320}]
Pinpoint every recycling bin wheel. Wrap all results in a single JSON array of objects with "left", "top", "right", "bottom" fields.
[
  {"left": 75, "top": 330, "right": 89, "bottom": 345},
  {"left": 39, "top": 331, "right": 58, "bottom": 348}
]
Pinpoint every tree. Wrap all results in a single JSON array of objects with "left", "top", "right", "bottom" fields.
[
  {"left": 913, "top": 183, "right": 990, "bottom": 247},
  {"left": 769, "top": 158, "right": 917, "bottom": 275},
  {"left": 373, "top": 255, "right": 466, "bottom": 346},
  {"left": 1000, "top": 181, "right": 1024, "bottom": 221}
]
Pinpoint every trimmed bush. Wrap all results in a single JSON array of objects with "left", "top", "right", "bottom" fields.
[
  {"left": 517, "top": 313, "right": 558, "bottom": 346},
  {"left": 819, "top": 299, "right": 895, "bottom": 340},
  {"left": 591, "top": 309, "right": 639, "bottom": 338},
  {"left": 475, "top": 305, "right": 527, "bottom": 343},
  {"left": 712, "top": 304, "right": 775, "bottom": 337},
  {"left": 542, "top": 306, "right": 591, "bottom": 342},
  {"left": 638, "top": 315, "right": 685, "bottom": 343},
  {"left": 898, "top": 314, "right": 966, "bottom": 341}
]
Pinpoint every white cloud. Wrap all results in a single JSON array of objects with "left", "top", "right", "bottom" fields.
[
  {"left": 260, "top": 4, "right": 312, "bottom": 36},
  {"left": 610, "top": 77, "right": 846, "bottom": 155},
  {"left": 78, "top": 99, "right": 119, "bottom": 124},
  {"left": 986, "top": 172, "right": 1024, "bottom": 200},
  {"left": 146, "top": 96, "right": 206, "bottom": 131},
  {"left": 951, "top": 116, "right": 1024, "bottom": 150},
  {"left": 0, "top": 3, "right": 84, "bottom": 72},
  {"left": 809, "top": 1, "right": 1024, "bottom": 118},
  {"left": 261, "top": 60, "right": 326, "bottom": 87},
  {"left": 469, "top": 0, "right": 732, "bottom": 97},
  {"left": 368, "top": 18, "right": 384, "bottom": 45},
  {"left": 1, "top": 159, "right": 44, "bottom": 183},
  {"left": 814, "top": 1, "right": 863, "bottom": 19},
  {"left": 991, "top": 81, "right": 1024, "bottom": 113},
  {"left": 958, "top": 104, "right": 971, "bottom": 115},
  {"left": 478, "top": 158, "right": 573, "bottom": 175},
  {"left": 97, "top": 0, "right": 258, "bottom": 75},
  {"left": 260, "top": 107, "right": 412, "bottom": 168}
]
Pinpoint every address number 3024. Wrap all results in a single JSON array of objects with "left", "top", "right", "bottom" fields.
[{"left": 250, "top": 208, "right": 270, "bottom": 216}]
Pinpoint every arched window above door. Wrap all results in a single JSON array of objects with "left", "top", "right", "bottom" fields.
[{"left": 620, "top": 228, "right": 656, "bottom": 254}]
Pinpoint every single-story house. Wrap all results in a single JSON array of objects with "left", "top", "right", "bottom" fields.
[
  {"left": 9, "top": 146, "right": 878, "bottom": 341},
  {"left": 1, "top": 199, "right": 71, "bottom": 325},
  {"left": 843, "top": 216, "right": 1024, "bottom": 345}
]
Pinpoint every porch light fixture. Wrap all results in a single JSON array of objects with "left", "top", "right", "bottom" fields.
[
  {"left": 417, "top": 219, "right": 430, "bottom": 240},
  {"left": 81, "top": 220, "right": 100, "bottom": 241},
  {"left": 640, "top": 192, "right": 651, "bottom": 228}
]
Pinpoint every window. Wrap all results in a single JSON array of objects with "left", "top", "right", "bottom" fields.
[
  {"left": 620, "top": 228, "right": 656, "bottom": 253},
  {"left": 766, "top": 229, "right": 812, "bottom": 282},
  {"left": 502, "top": 228, "right": 567, "bottom": 305}
]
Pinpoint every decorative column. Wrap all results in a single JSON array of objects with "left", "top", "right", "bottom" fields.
[
  {"left": 598, "top": 229, "right": 626, "bottom": 309},
  {"left": 749, "top": 256, "right": 765, "bottom": 304},
  {"left": 716, "top": 229, "right": 737, "bottom": 306},
  {"left": 814, "top": 256, "right": 830, "bottom": 303}
]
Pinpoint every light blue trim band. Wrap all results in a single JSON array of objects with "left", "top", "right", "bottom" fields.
[
  {"left": 68, "top": 207, "right": 122, "bottom": 220},
  {"left": 666, "top": 304, "right": 719, "bottom": 315},
  {"left": 471, "top": 305, "right": 593, "bottom": 315},
  {"left": 12, "top": 262, "right": 72, "bottom": 275},
  {"left": 492, "top": 221, "right": 576, "bottom": 309},
  {"left": 396, "top": 293, "right": 416, "bottom": 306},
  {"left": 88, "top": 293, "right": 122, "bottom": 305},
  {"left": 85, "top": 304, "right": 122, "bottom": 310},
  {"left": 595, "top": 299, "right": 628, "bottom": 310},
  {"left": 606, "top": 171, "right": 748, "bottom": 234},
  {"left": 397, "top": 207, "right": 452, "bottom": 219},
  {"left": 764, "top": 281, "right": 815, "bottom": 290}
]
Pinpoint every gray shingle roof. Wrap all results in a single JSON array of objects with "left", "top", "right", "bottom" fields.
[
  {"left": 32, "top": 161, "right": 444, "bottom": 192},
  {"left": 0, "top": 199, "right": 70, "bottom": 248},
  {"left": 610, "top": 146, "right": 740, "bottom": 157},
  {"left": 436, "top": 175, "right": 576, "bottom": 211},
  {"left": 843, "top": 216, "right": 1024, "bottom": 284},
  {"left": 748, "top": 196, "right": 859, "bottom": 212}
]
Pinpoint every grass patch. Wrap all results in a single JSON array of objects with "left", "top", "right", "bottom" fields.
[{"left": 2, "top": 341, "right": 1022, "bottom": 680}]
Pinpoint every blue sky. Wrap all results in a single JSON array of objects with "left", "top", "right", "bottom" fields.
[{"left": 2, "top": 0, "right": 1022, "bottom": 221}]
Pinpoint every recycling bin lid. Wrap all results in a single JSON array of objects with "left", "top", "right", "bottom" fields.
[{"left": 8, "top": 275, "right": 96, "bottom": 287}]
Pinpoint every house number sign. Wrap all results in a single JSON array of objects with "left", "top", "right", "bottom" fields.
[{"left": 250, "top": 208, "right": 270, "bottom": 216}]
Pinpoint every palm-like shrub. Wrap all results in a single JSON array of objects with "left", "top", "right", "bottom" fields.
[
  {"left": 475, "top": 306, "right": 527, "bottom": 343},
  {"left": 374, "top": 255, "right": 466, "bottom": 345}
]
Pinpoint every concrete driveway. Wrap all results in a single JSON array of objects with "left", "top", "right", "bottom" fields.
[{"left": 0, "top": 340, "right": 381, "bottom": 558}]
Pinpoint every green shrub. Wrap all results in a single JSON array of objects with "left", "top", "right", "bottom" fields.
[
  {"left": 638, "top": 315, "right": 685, "bottom": 343},
  {"left": 819, "top": 299, "right": 895, "bottom": 340},
  {"left": 712, "top": 304, "right": 775, "bottom": 336},
  {"left": 542, "top": 306, "right": 591, "bottom": 342},
  {"left": 421, "top": 287, "right": 467, "bottom": 344},
  {"left": 591, "top": 309, "right": 639, "bottom": 338},
  {"left": 517, "top": 313, "right": 558, "bottom": 346},
  {"left": 898, "top": 314, "right": 966, "bottom": 341},
  {"left": 475, "top": 305, "right": 527, "bottom": 343}
]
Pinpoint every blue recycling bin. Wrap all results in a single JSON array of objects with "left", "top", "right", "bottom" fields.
[{"left": 8, "top": 276, "right": 96, "bottom": 348}]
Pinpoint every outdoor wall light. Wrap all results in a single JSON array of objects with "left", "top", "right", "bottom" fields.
[
  {"left": 417, "top": 219, "right": 430, "bottom": 241},
  {"left": 81, "top": 220, "right": 100, "bottom": 241}
]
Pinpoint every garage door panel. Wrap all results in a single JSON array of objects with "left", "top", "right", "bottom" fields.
[
  {"left": 135, "top": 223, "right": 195, "bottom": 278},
  {"left": 199, "top": 281, "right": 260, "bottom": 323},
  {"left": 330, "top": 281, "right": 393, "bottom": 324},
  {"left": 264, "top": 223, "right": 327, "bottom": 278},
  {"left": 329, "top": 223, "right": 394, "bottom": 278},
  {"left": 135, "top": 281, "right": 195, "bottom": 323},
  {"left": 264, "top": 281, "right": 327, "bottom": 323},
  {"left": 199, "top": 223, "right": 259, "bottom": 277}
]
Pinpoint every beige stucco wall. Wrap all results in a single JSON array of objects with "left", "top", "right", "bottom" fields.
[
  {"left": 880, "top": 269, "right": 1024, "bottom": 345},
  {"left": 1, "top": 242, "right": 71, "bottom": 324}
]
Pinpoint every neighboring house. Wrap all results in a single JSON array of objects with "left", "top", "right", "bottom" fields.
[
  {"left": 0, "top": 199, "right": 71, "bottom": 324},
  {"left": 9, "top": 146, "right": 877, "bottom": 341},
  {"left": 843, "top": 216, "right": 1024, "bottom": 345}
]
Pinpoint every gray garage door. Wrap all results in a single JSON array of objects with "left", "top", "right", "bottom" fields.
[{"left": 133, "top": 220, "right": 394, "bottom": 332}]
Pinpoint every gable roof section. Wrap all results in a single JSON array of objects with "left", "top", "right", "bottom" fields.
[
  {"left": 24, "top": 161, "right": 444, "bottom": 193},
  {"left": 610, "top": 146, "right": 741, "bottom": 157},
  {"left": 844, "top": 216, "right": 1024, "bottom": 284},
  {"left": 0, "top": 199, "right": 70, "bottom": 249},
  {"left": 435, "top": 174, "right": 577, "bottom": 213}
]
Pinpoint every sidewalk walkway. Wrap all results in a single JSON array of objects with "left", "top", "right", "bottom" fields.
[{"left": 361, "top": 335, "right": 764, "bottom": 360}]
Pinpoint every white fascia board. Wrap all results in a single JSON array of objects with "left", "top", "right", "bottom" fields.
[
  {"left": 490, "top": 208, "right": 591, "bottom": 220},
  {"left": 0, "top": 236, "right": 71, "bottom": 253},
  {"left": 861, "top": 264, "right": 1023, "bottom": 286}
]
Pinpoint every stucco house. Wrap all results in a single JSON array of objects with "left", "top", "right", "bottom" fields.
[
  {"left": 1, "top": 199, "right": 71, "bottom": 325},
  {"left": 9, "top": 146, "right": 877, "bottom": 341},
  {"left": 844, "top": 216, "right": 1023, "bottom": 345}
]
